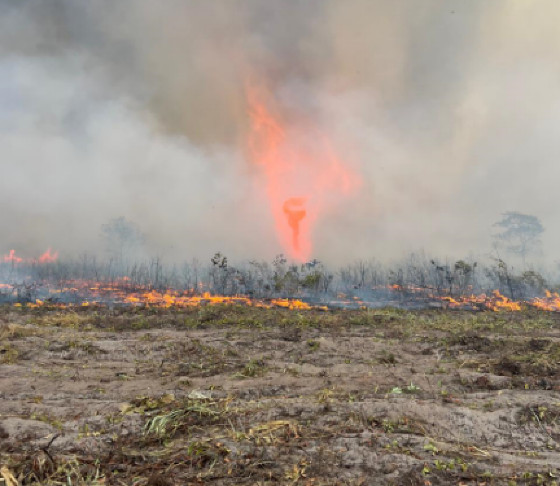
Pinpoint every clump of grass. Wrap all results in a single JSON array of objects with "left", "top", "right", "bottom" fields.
[
  {"left": 378, "top": 350, "right": 397, "bottom": 364},
  {"left": 0, "top": 345, "right": 19, "bottom": 364},
  {"left": 144, "top": 408, "right": 186, "bottom": 438},
  {"left": 518, "top": 404, "right": 560, "bottom": 426},
  {"left": 30, "top": 412, "right": 64, "bottom": 430},
  {"left": 389, "top": 382, "right": 421, "bottom": 395},
  {"left": 306, "top": 339, "right": 320, "bottom": 351},
  {"left": 0, "top": 322, "right": 43, "bottom": 339},
  {"left": 31, "top": 312, "right": 89, "bottom": 329},
  {"left": 234, "top": 358, "right": 267, "bottom": 379},
  {"left": 144, "top": 397, "right": 222, "bottom": 440},
  {"left": 186, "top": 440, "right": 230, "bottom": 468}
]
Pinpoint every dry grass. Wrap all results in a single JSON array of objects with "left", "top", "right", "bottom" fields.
[{"left": 1, "top": 305, "right": 560, "bottom": 485}]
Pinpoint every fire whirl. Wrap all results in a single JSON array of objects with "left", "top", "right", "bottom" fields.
[
  {"left": 247, "top": 85, "right": 359, "bottom": 261},
  {"left": 282, "top": 197, "right": 307, "bottom": 253}
]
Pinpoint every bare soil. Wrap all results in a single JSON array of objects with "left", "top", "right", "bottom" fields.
[{"left": 1, "top": 305, "right": 560, "bottom": 485}]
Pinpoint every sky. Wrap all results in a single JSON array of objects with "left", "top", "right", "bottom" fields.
[{"left": 1, "top": 1, "right": 559, "bottom": 265}]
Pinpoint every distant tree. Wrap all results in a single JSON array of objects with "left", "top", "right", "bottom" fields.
[
  {"left": 300, "top": 259, "right": 333, "bottom": 294},
  {"left": 493, "top": 212, "right": 544, "bottom": 266},
  {"left": 454, "top": 260, "right": 477, "bottom": 294},
  {"left": 486, "top": 258, "right": 516, "bottom": 300},
  {"left": 101, "top": 217, "right": 144, "bottom": 262},
  {"left": 210, "top": 252, "right": 240, "bottom": 295}
]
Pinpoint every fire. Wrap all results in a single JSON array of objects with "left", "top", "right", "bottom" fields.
[
  {"left": 123, "top": 290, "right": 315, "bottom": 310},
  {"left": 488, "top": 290, "right": 522, "bottom": 312},
  {"left": 3, "top": 250, "right": 23, "bottom": 264},
  {"left": 37, "top": 248, "right": 59, "bottom": 263},
  {"left": 441, "top": 290, "right": 522, "bottom": 311},
  {"left": 283, "top": 197, "right": 307, "bottom": 253},
  {"left": 247, "top": 84, "right": 359, "bottom": 261},
  {"left": 2, "top": 249, "right": 58, "bottom": 264},
  {"left": 3, "top": 277, "right": 560, "bottom": 314},
  {"left": 531, "top": 290, "right": 560, "bottom": 312},
  {"left": 2, "top": 280, "right": 320, "bottom": 310}
]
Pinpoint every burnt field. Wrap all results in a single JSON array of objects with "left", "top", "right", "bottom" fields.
[{"left": 1, "top": 305, "right": 560, "bottom": 485}]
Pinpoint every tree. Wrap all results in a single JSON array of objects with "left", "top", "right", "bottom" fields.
[
  {"left": 493, "top": 212, "right": 544, "bottom": 266},
  {"left": 454, "top": 260, "right": 477, "bottom": 294},
  {"left": 101, "top": 217, "right": 144, "bottom": 263},
  {"left": 210, "top": 252, "right": 240, "bottom": 295}
]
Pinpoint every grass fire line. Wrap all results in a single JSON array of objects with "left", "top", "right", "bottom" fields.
[{"left": 3, "top": 254, "right": 560, "bottom": 311}]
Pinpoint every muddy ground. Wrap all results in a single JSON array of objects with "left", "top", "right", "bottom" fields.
[{"left": 1, "top": 305, "right": 560, "bottom": 485}]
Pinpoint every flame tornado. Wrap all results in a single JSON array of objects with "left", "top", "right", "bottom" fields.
[{"left": 246, "top": 84, "right": 359, "bottom": 261}]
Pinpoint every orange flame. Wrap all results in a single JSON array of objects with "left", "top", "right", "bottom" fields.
[
  {"left": 6, "top": 281, "right": 321, "bottom": 311},
  {"left": 282, "top": 197, "right": 307, "bottom": 254},
  {"left": 2, "top": 249, "right": 58, "bottom": 264},
  {"left": 4, "top": 278, "right": 560, "bottom": 314},
  {"left": 37, "top": 248, "right": 59, "bottom": 264},
  {"left": 3, "top": 250, "right": 23, "bottom": 264},
  {"left": 531, "top": 290, "right": 560, "bottom": 312},
  {"left": 247, "top": 84, "right": 359, "bottom": 261},
  {"left": 441, "top": 289, "right": 522, "bottom": 311}
]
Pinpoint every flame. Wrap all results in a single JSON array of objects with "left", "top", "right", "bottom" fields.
[
  {"left": 282, "top": 197, "right": 307, "bottom": 253},
  {"left": 4, "top": 279, "right": 560, "bottom": 313},
  {"left": 1, "top": 280, "right": 319, "bottom": 310},
  {"left": 438, "top": 290, "right": 522, "bottom": 311},
  {"left": 246, "top": 84, "right": 359, "bottom": 261},
  {"left": 531, "top": 290, "right": 560, "bottom": 312},
  {"left": 122, "top": 290, "right": 315, "bottom": 310},
  {"left": 37, "top": 248, "right": 59, "bottom": 264},
  {"left": 2, "top": 249, "right": 58, "bottom": 264},
  {"left": 3, "top": 266, "right": 560, "bottom": 314},
  {"left": 488, "top": 290, "right": 522, "bottom": 312},
  {"left": 2, "top": 250, "right": 23, "bottom": 264}
]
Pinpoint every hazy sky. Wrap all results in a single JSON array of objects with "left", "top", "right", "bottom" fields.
[{"left": 1, "top": 1, "right": 559, "bottom": 264}]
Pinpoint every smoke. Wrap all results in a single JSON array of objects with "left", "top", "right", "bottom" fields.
[{"left": 2, "top": 0, "right": 560, "bottom": 264}]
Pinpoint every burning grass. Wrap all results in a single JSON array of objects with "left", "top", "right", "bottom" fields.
[{"left": 4, "top": 251, "right": 560, "bottom": 318}]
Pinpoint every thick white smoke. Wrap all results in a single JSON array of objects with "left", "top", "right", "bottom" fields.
[{"left": 1, "top": 1, "right": 559, "bottom": 265}]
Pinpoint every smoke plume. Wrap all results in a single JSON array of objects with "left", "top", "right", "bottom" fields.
[{"left": 1, "top": 1, "right": 559, "bottom": 264}]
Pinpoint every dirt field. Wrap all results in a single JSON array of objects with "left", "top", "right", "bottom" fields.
[{"left": 1, "top": 305, "right": 560, "bottom": 485}]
